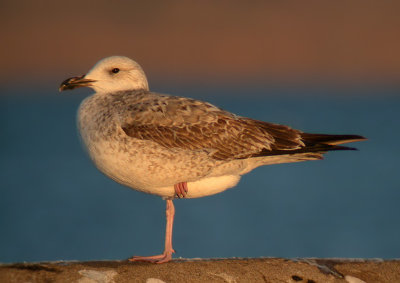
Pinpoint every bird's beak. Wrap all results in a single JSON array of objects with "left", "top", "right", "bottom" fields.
[{"left": 59, "top": 75, "right": 96, "bottom": 92}]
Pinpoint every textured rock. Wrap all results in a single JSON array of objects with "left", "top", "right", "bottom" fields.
[{"left": 0, "top": 258, "right": 399, "bottom": 283}]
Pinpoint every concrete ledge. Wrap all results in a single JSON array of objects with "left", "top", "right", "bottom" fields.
[{"left": 1, "top": 258, "right": 399, "bottom": 283}]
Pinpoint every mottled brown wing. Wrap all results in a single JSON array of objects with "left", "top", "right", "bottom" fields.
[{"left": 120, "top": 95, "right": 305, "bottom": 160}]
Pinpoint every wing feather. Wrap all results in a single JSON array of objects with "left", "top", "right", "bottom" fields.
[{"left": 120, "top": 94, "right": 305, "bottom": 160}]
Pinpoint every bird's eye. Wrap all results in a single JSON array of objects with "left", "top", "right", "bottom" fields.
[{"left": 111, "top": 68, "right": 120, "bottom": 74}]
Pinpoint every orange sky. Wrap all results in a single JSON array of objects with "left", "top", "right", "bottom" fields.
[{"left": 1, "top": 0, "right": 400, "bottom": 88}]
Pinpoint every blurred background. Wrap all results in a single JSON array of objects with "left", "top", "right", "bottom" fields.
[{"left": 1, "top": 0, "right": 399, "bottom": 263}]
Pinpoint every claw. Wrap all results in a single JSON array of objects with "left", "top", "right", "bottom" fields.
[
  {"left": 174, "top": 182, "right": 188, "bottom": 198},
  {"left": 129, "top": 249, "right": 174, "bottom": 263}
]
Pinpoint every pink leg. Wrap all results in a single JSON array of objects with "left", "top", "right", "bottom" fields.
[
  {"left": 128, "top": 199, "right": 175, "bottom": 263},
  {"left": 174, "top": 182, "right": 188, "bottom": 198}
]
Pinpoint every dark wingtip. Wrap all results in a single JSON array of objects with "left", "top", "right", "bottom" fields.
[
  {"left": 302, "top": 133, "right": 367, "bottom": 146},
  {"left": 342, "top": 134, "right": 367, "bottom": 142},
  {"left": 330, "top": 145, "right": 358, "bottom": 151}
]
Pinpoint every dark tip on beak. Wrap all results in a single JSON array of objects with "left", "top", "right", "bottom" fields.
[{"left": 59, "top": 75, "right": 96, "bottom": 92}]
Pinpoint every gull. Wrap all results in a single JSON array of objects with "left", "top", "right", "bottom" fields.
[{"left": 59, "top": 56, "right": 366, "bottom": 263}]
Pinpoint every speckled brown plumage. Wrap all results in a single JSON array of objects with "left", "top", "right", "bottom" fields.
[
  {"left": 60, "top": 56, "right": 366, "bottom": 263},
  {"left": 120, "top": 93, "right": 301, "bottom": 161},
  {"left": 119, "top": 91, "right": 362, "bottom": 161}
]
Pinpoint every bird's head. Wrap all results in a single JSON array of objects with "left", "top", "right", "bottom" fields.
[{"left": 59, "top": 56, "right": 149, "bottom": 93}]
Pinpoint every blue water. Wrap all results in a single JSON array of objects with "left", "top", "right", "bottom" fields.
[{"left": 0, "top": 86, "right": 399, "bottom": 263}]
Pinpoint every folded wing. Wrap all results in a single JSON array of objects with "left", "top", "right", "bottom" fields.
[{"left": 121, "top": 94, "right": 366, "bottom": 161}]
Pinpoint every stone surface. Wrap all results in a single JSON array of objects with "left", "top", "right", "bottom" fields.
[{"left": 0, "top": 258, "right": 399, "bottom": 283}]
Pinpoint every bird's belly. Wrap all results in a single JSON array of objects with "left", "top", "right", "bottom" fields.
[
  {"left": 90, "top": 145, "right": 241, "bottom": 198},
  {"left": 156, "top": 174, "right": 241, "bottom": 199},
  {"left": 82, "top": 137, "right": 236, "bottom": 198}
]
